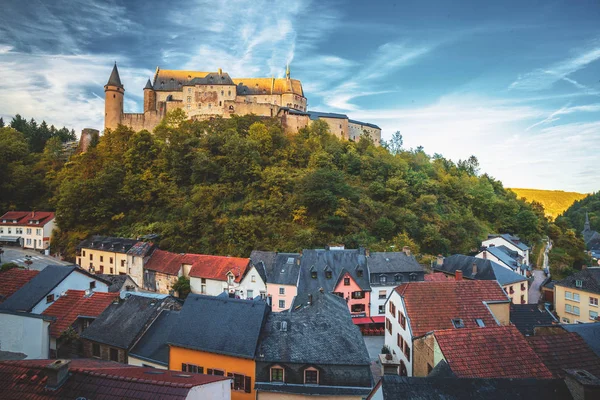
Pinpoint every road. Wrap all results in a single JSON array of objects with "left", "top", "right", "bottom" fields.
[
  {"left": 0, "top": 246, "right": 73, "bottom": 271},
  {"left": 528, "top": 239, "right": 552, "bottom": 304}
]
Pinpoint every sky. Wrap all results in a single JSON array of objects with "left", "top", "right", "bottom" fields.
[{"left": 0, "top": 0, "right": 599, "bottom": 193}]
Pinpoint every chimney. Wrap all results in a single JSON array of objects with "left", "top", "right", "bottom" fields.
[
  {"left": 402, "top": 246, "right": 411, "bottom": 256},
  {"left": 482, "top": 251, "right": 487, "bottom": 259},
  {"left": 308, "top": 294, "right": 312, "bottom": 305},
  {"left": 564, "top": 369, "right": 600, "bottom": 400},
  {"left": 436, "top": 255, "right": 444, "bottom": 267},
  {"left": 455, "top": 270, "right": 463, "bottom": 281},
  {"left": 472, "top": 263, "right": 478, "bottom": 276},
  {"left": 44, "top": 359, "right": 71, "bottom": 389}
]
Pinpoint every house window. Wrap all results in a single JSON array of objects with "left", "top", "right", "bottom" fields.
[
  {"left": 590, "top": 297, "right": 599, "bottom": 306},
  {"left": 231, "top": 373, "right": 249, "bottom": 391},
  {"left": 573, "top": 306, "right": 580, "bottom": 315},
  {"left": 90, "top": 254, "right": 93, "bottom": 260},
  {"left": 574, "top": 293, "right": 580, "bottom": 302},
  {"left": 279, "top": 300, "right": 285, "bottom": 309},
  {"left": 311, "top": 270, "right": 317, "bottom": 279},
  {"left": 565, "top": 291, "right": 572, "bottom": 300},
  {"left": 562, "top": 317, "right": 570, "bottom": 323},
  {"left": 247, "top": 290, "right": 253, "bottom": 298},
  {"left": 379, "top": 290, "right": 387, "bottom": 299},
  {"left": 109, "top": 348, "right": 119, "bottom": 362},
  {"left": 397, "top": 333, "right": 404, "bottom": 348},
  {"left": 46, "top": 294, "right": 55, "bottom": 303},
  {"left": 351, "top": 291, "right": 364, "bottom": 299},
  {"left": 576, "top": 280, "right": 583, "bottom": 288},
  {"left": 379, "top": 305, "right": 385, "bottom": 314},
  {"left": 207, "top": 369, "right": 225, "bottom": 376},
  {"left": 36, "top": 229, "right": 42, "bottom": 236},
  {"left": 404, "top": 342, "right": 411, "bottom": 361},
  {"left": 451, "top": 318, "right": 465, "bottom": 328},
  {"left": 90, "top": 281, "right": 96, "bottom": 289},
  {"left": 270, "top": 366, "right": 284, "bottom": 382},
  {"left": 279, "top": 287, "right": 285, "bottom": 295},
  {"left": 344, "top": 277, "right": 350, "bottom": 286},
  {"left": 110, "top": 257, "right": 113, "bottom": 263},
  {"left": 357, "top": 269, "right": 363, "bottom": 277},
  {"left": 351, "top": 304, "right": 365, "bottom": 313},
  {"left": 475, "top": 318, "right": 485, "bottom": 327},
  {"left": 251, "top": 275, "right": 256, "bottom": 282},
  {"left": 325, "top": 270, "right": 332, "bottom": 279},
  {"left": 399, "top": 312, "right": 406, "bottom": 330},
  {"left": 379, "top": 275, "right": 387, "bottom": 284},
  {"left": 7, "top": 228, "right": 11, "bottom": 234},
  {"left": 26, "top": 228, "right": 31, "bottom": 234},
  {"left": 395, "top": 274, "right": 402, "bottom": 283},
  {"left": 92, "top": 343, "right": 100, "bottom": 357},
  {"left": 521, "top": 283, "right": 526, "bottom": 291},
  {"left": 304, "top": 368, "right": 319, "bottom": 384},
  {"left": 386, "top": 318, "right": 392, "bottom": 334},
  {"left": 590, "top": 310, "right": 599, "bottom": 320},
  {"left": 83, "top": 250, "right": 86, "bottom": 257},
  {"left": 182, "top": 363, "right": 203, "bottom": 374},
  {"left": 121, "top": 260, "right": 125, "bottom": 267},
  {"left": 389, "top": 302, "right": 396, "bottom": 316},
  {"left": 110, "top": 268, "right": 113, "bottom": 274}
]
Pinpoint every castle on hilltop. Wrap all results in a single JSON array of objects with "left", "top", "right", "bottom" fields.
[{"left": 104, "top": 64, "right": 381, "bottom": 145}]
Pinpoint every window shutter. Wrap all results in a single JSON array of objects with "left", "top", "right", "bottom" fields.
[{"left": 244, "top": 376, "right": 251, "bottom": 393}]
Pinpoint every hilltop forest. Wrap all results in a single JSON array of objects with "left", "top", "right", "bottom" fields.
[{"left": 0, "top": 111, "right": 586, "bottom": 269}]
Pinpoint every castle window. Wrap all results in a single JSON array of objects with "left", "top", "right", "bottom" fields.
[
  {"left": 187, "top": 96, "right": 191, "bottom": 102},
  {"left": 187, "top": 104, "right": 191, "bottom": 110},
  {"left": 219, "top": 101, "right": 222, "bottom": 106},
  {"left": 228, "top": 90, "right": 231, "bottom": 96},
  {"left": 188, "top": 88, "right": 191, "bottom": 93},
  {"left": 221, "top": 90, "right": 224, "bottom": 96}
]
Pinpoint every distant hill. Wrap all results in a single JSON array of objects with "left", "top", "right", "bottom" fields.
[{"left": 509, "top": 188, "right": 587, "bottom": 219}]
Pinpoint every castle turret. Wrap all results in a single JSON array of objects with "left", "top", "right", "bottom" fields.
[
  {"left": 143, "top": 79, "right": 156, "bottom": 113},
  {"left": 104, "top": 63, "right": 124, "bottom": 131}
]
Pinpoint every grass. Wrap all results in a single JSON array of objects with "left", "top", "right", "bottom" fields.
[{"left": 508, "top": 188, "right": 587, "bottom": 219}]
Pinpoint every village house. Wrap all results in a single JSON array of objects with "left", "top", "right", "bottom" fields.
[
  {"left": 237, "top": 261, "right": 267, "bottom": 301},
  {"left": 509, "top": 303, "right": 557, "bottom": 336},
  {"left": 77, "top": 236, "right": 139, "bottom": 276},
  {"left": 0, "top": 359, "right": 232, "bottom": 399},
  {"left": 142, "top": 249, "right": 184, "bottom": 293},
  {"left": 475, "top": 244, "right": 527, "bottom": 275},
  {"left": 80, "top": 293, "right": 181, "bottom": 364},
  {"left": 128, "top": 309, "right": 179, "bottom": 369},
  {"left": 250, "top": 251, "right": 301, "bottom": 312},
  {"left": 0, "top": 211, "right": 56, "bottom": 250},
  {"left": 435, "top": 254, "right": 529, "bottom": 304},
  {"left": 41, "top": 289, "right": 118, "bottom": 358},
  {"left": 554, "top": 267, "right": 600, "bottom": 324},
  {"left": 254, "top": 291, "right": 372, "bottom": 399},
  {"left": 0, "top": 268, "right": 40, "bottom": 304},
  {"left": 297, "top": 247, "right": 371, "bottom": 320},
  {"left": 187, "top": 254, "right": 250, "bottom": 297},
  {"left": 367, "top": 249, "right": 424, "bottom": 320},
  {"left": 168, "top": 294, "right": 269, "bottom": 400},
  {"left": 384, "top": 273, "right": 510, "bottom": 376},
  {"left": 0, "top": 310, "right": 53, "bottom": 360},
  {"left": 0, "top": 265, "right": 110, "bottom": 314},
  {"left": 413, "top": 325, "right": 553, "bottom": 379},
  {"left": 96, "top": 273, "right": 140, "bottom": 293},
  {"left": 481, "top": 234, "right": 530, "bottom": 266},
  {"left": 562, "top": 323, "right": 600, "bottom": 358}
]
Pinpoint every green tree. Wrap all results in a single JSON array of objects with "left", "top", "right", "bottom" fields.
[{"left": 173, "top": 276, "right": 191, "bottom": 299}]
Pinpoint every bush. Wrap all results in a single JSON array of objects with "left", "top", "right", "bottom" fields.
[{"left": 0, "top": 262, "right": 21, "bottom": 272}]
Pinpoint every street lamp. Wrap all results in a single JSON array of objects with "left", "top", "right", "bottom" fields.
[{"left": 24, "top": 255, "right": 33, "bottom": 270}]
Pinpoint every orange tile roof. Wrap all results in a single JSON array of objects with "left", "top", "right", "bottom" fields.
[
  {"left": 527, "top": 331, "right": 600, "bottom": 378},
  {"left": 424, "top": 272, "right": 450, "bottom": 282},
  {"left": 0, "top": 211, "right": 55, "bottom": 226},
  {"left": 42, "top": 290, "right": 118, "bottom": 337},
  {"left": 0, "top": 269, "right": 39, "bottom": 303},
  {"left": 186, "top": 254, "right": 249, "bottom": 282},
  {"left": 395, "top": 280, "right": 509, "bottom": 337},
  {"left": 434, "top": 325, "right": 554, "bottom": 379},
  {"left": 143, "top": 249, "right": 184, "bottom": 275}
]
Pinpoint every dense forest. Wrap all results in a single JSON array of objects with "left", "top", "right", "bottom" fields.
[
  {"left": 509, "top": 188, "right": 587, "bottom": 219},
  {"left": 0, "top": 111, "right": 586, "bottom": 269}
]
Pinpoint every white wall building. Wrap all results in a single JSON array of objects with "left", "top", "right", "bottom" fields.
[
  {"left": 238, "top": 264, "right": 267, "bottom": 300},
  {"left": 0, "top": 211, "right": 56, "bottom": 250},
  {"left": 482, "top": 234, "right": 530, "bottom": 266},
  {"left": 0, "top": 310, "right": 52, "bottom": 359}
]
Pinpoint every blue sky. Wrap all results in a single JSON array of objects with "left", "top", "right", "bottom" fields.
[{"left": 1, "top": 0, "right": 599, "bottom": 192}]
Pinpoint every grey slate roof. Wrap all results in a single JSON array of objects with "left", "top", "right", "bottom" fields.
[
  {"left": 95, "top": 274, "right": 138, "bottom": 293},
  {"left": 255, "top": 383, "right": 371, "bottom": 396},
  {"left": 250, "top": 251, "right": 301, "bottom": 286},
  {"left": 78, "top": 235, "right": 139, "bottom": 254},
  {"left": 489, "top": 234, "right": 530, "bottom": 251},
  {"left": 368, "top": 252, "right": 423, "bottom": 274},
  {"left": 307, "top": 111, "right": 348, "bottom": 120},
  {"left": 258, "top": 291, "right": 371, "bottom": 365},
  {"left": 509, "top": 304, "right": 558, "bottom": 336},
  {"left": 348, "top": 119, "right": 381, "bottom": 129},
  {"left": 437, "top": 255, "right": 526, "bottom": 286},
  {"left": 297, "top": 249, "right": 370, "bottom": 295},
  {"left": 144, "top": 79, "right": 153, "bottom": 90},
  {"left": 485, "top": 246, "right": 520, "bottom": 270},
  {"left": 555, "top": 267, "right": 600, "bottom": 295},
  {"left": 106, "top": 63, "right": 123, "bottom": 88},
  {"left": 563, "top": 323, "right": 600, "bottom": 358},
  {"left": 130, "top": 310, "right": 179, "bottom": 366},
  {"left": 0, "top": 265, "right": 76, "bottom": 312},
  {"left": 189, "top": 72, "right": 234, "bottom": 86},
  {"left": 377, "top": 375, "right": 572, "bottom": 400},
  {"left": 168, "top": 294, "right": 269, "bottom": 359},
  {"left": 126, "top": 241, "right": 155, "bottom": 257},
  {"left": 80, "top": 294, "right": 178, "bottom": 350}
]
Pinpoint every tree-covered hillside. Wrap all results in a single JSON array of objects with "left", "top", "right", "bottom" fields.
[
  {"left": 0, "top": 111, "right": 573, "bottom": 264},
  {"left": 509, "top": 188, "right": 587, "bottom": 219},
  {"left": 558, "top": 191, "right": 600, "bottom": 233}
]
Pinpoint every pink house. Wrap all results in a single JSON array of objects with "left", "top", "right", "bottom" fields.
[
  {"left": 250, "top": 251, "right": 302, "bottom": 312},
  {"left": 332, "top": 271, "right": 371, "bottom": 317}
]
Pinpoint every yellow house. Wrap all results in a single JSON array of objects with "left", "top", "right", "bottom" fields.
[
  {"left": 554, "top": 267, "right": 600, "bottom": 324},
  {"left": 168, "top": 294, "right": 269, "bottom": 400}
]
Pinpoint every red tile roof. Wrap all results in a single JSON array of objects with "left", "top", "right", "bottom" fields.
[
  {"left": 186, "top": 254, "right": 249, "bottom": 282},
  {"left": 0, "top": 359, "right": 229, "bottom": 399},
  {"left": 434, "top": 325, "right": 553, "bottom": 379},
  {"left": 395, "top": 280, "right": 509, "bottom": 337},
  {"left": 143, "top": 249, "right": 184, "bottom": 275},
  {"left": 424, "top": 272, "right": 450, "bottom": 282},
  {"left": 0, "top": 211, "right": 55, "bottom": 227},
  {"left": 42, "top": 290, "right": 118, "bottom": 337},
  {"left": 0, "top": 269, "right": 39, "bottom": 303},
  {"left": 527, "top": 331, "right": 600, "bottom": 378}
]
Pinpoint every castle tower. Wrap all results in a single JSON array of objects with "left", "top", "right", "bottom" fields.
[
  {"left": 143, "top": 79, "right": 156, "bottom": 113},
  {"left": 104, "top": 63, "right": 124, "bottom": 131}
]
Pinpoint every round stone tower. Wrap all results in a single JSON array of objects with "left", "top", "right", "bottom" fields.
[
  {"left": 104, "top": 63, "right": 124, "bottom": 131},
  {"left": 143, "top": 79, "right": 156, "bottom": 113}
]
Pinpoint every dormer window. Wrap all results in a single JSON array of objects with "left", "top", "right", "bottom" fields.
[
  {"left": 304, "top": 367, "right": 319, "bottom": 384},
  {"left": 326, "top": 270, "right": 332, "bottom": 279},
  {"left": 452, "top": 318, "right": 465, "bottom": 328},
  {"left": 576, "top": 280, "right": 583, "bottom": 288},
  {"left": 475, "top": 318, "right": 485, "bottom": 327},
  {"left": 357, "top": 269, "right": 363, "bottom": 278},
  {"left": 270, "top": 366, "right": 284, "bottom": 382},
  {"left": 344, "top": 277, "right": 350, "bottom": 286},
  {"left": 379, "top": 275, "right": 387, "bottom": 284},
  {"left": 310, "top": 266, "right": 317, "bottom": 279},
  {"left": 395, "top": 274, "right": 402, "bottom": 283}
]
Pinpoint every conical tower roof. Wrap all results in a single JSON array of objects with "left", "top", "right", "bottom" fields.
[
  {"left": 144, "top": 79, "right": 153, "bottom": 90},
  {"left": 106, "top": 63, "right": 123, "bottom": 88}
]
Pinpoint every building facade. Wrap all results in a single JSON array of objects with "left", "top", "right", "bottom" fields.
[
  {"left": 249, "top": 251, "right": 301, "bottom": 312},
  {"left": 554, "top": 268, "right": 600, "bottom": 324},
  {"left": 77, "top": 236, "right": 139, "bottom": 276},
  {"left": 481, "top": 234, "right": 530, "bottom": 266},
  {"left": 0, "top": 211, "right": 56, "bottom": 250}
]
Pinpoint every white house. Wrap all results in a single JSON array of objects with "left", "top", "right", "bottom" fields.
[
  {"left": 475, "top": 245, "right": 524, "bottom": 275},
  {"left": 187, "top": 254, "right": 250, "bottom": 297},
  {"left": 0, "top": 265, "right": 109, "bottom": 314},
  {"left": 482, "top": 234, "right": 530, "bottom": 266},
  {"left": 0, "top": 211, "right": 56, "bottom": 250},
  {"left": 0, "top": 310, "right": 52, "bottom": 359},
  {"left": 238, "top": 263, "right": 267, "bottom": 300}
]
